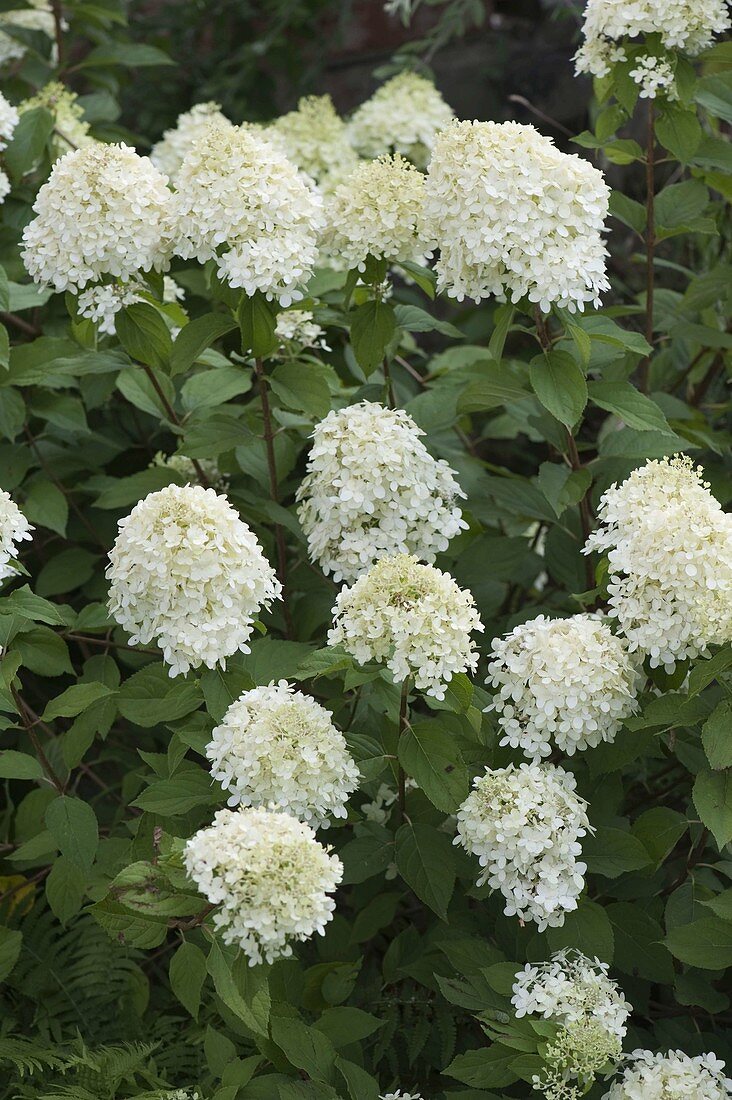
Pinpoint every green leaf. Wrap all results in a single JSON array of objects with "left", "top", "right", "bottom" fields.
[
  {"left": 92, "top": 895, "right": 168, "bottom": 949},
  {"left": 117, "top": 664, "right": 202, "bottom": 727},
  {"left": 397, "top": 261, "right": 436, "bottom": 299},
  {"left": 335, "top": 1056, "right": 379, "bottom": 1100},
  {"left": 395, "top": 822, "right": 455, "bottom": 919},
  {"left": 0, "top": 927, "right": 22, "bottom": 982},
  {"left": 582, "top": 826, "right": 652, "bottom": 878},
  {"left": 237, "top": 292, "right": 278, "bottom": 358},
  {"left": 547, "top": 899, "right": 614, "bottom": 962},
  {"left": 606, "top": 903, "right": 673, "bottom": 983},
  {"left": 656, "top": 107, "right": 702, "bottom": 161},
  {"left": 4, "top": 107, "right": 54, "bottom": 179},
  {"left": 609, "top": 190, "right": 646, "bottom": 234},
  {"left": 43, "top": 682, "right": 115, "bottom": 721},
  {"left": 529, "top": 350, "right": 587, "bottom": 429},
  {"left": 45, "top": 855, "right": 85, "bottom": 924},
  {"left": 206, "top": 938, "right": 269, "bottom": 1038},
  {"left": 171, "top": 313, "right": 237, "bottom": 376},
  {"left": 688, "top": 646, "right": 732, "bottom": 696},
  {"left": 398, "top": 719, "right": 468, "bottom": 813},
  {"left": 270, "top": 362, "right": 331, "bottom": 419},
  {"left": 23, "top": 481, "right": 68, "bottom": 537},
  {"left": 350, "top": 300, "right": 396, "bottom": 372},
  {"left": 702, "top": 701, "right": 732, "bottom": 771},
  {"left": 116, "top": 303, "right": 172, "bottom": 370},
  {"left": 94, "top": 467, "right": 184, "bottom": 509},
  {"left": 393, "top": 303, "right": 463, "bottom": 339},
  {"left": 588, "top": 381, "right": 672, "bottom": 433},
  {"left": 666, "top": 917, "right": 732, "bottom": 969},
  {"left": 131, "top": 769, "right": 220, "bottom": 815},
  {"left": 444, "top": 1046, "right": 518, "bottom": 1088},
  {"left": 632, "top": 807, "right": 687, "bottom": 865},
  {"left": 0, "top": 750, "right": 43, "bottom": 781},
  {"left": 1, "top": 586, "right": 69, "bottom": 627},
  {"left": 170, "top": 941, "right": 207, "bottom": 1019},
  {"left": 693, "top": 769, "right": 732, "bottom": 848},
  {"left": 456, "top": 366, "right": 530, "bottom": 413},
  {"left": 45, "top": 796, "right": 98, "bottom": 873},
  {"left": 695, "top": 71, "right": 732, "bottom": 124},
  {"left": 655, "top": 180, "right": 709, "bottom": 231},
  {"left": 270, "top": 1016, "right": 336, "bottom": 1083},
  {"left": 79, "top": 41, "right": 174, "bottom": 67}
]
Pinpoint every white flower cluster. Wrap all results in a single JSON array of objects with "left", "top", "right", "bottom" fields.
[
  {"left": 150, "top": 451, "right": 228, "bottom": 493},
  {"left": 380, "top": 1093, "right": 423, "bottom": 1100},
  {"left": 455, "top": 763, "right": 590, "bottom": 930},
  {"left": 0, "top": 91, "right": 19, "bottom": 150},
  {"left": 205, "top": 681, "right": 359, "bottom": 827},
  {"left": 629, "top": 56, "right": 678, "bottom": 99},
  {"left": 184, "top": 807, "right": 343, "bottom": 965},
  {"left": 297, "top": 401, "right": 467, "bottom": 583},
  {"left": 424, "top": 120, "right": 610, "bottom": 311},
  {"left": 487, "top": 614, "right": 640, "bottom": 759},
  {"left": 268, "top": 94, "right": 359, "bottom": 191},
  {"left": 106, "top": 484, "right": 280, "bottom": 676},
  {"left": 347, "top": 71, "right": 454, "bottom": 169},
  {"left": 151, "top": 101, "right": 235, "bottom": 181},
  {"left": 0, "top": 489, "right": 32, "bottom": 581},
  {"left": 329, "top": 554, "right": 483, "bottom": 699},
  {"left": 575, "top": 0, "right": 731, "bottom": 79},
  {"left": 77, "top": 283, "right": 144, "bottom": 335},
  {"left": 20, "top": 82, "right": 92, "bottom": 159},
  {"left": 22, "top": 143, "right": 173, "bottom": 293},
  {"left": 275, "top": 308, "right": 330, "bottom": 352},
  {"left": 0, "top": 1, "right": 54, "bottom": 67},
  {"left": 584, "top": 456, "right": 732, "bottom": 671},
  {"left": 171, "top": 123, "right": 322, "bottom": 304},
  {"left": 322, "top": 154, "right": 433, "bottom": 272},
  {"left": 603, "top": 1049, "right": 732, "bottom": 1099}
]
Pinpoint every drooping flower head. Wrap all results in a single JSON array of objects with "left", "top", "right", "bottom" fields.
[
  {"left": 513, "top": 951, "right": 631, "bottom": 1097},
  {"left": 20, "top": 82, "right": 92, "bottom": 159},
  {"left": 329, "top": 554, "right": 482, "bottom": 699},
  {"left": 151, "top": 101, "right": 235, "bottom": 181},
  {"left": 424, "top": 120, "right": 610, "bottom": 311},
  {"left": 455, "top": 762, "right": 591, "bottom": 930},
  {"left": 267, "top": 94, "right": 359, "bottom": 191},
  {"left": 0, "top": 91, "right": 19, "bottom": 150},
  {"left": 171, "top": 123, "right": 323, "bottom": 304},
  {"left": 184, "top": 807, "right": 343, "bottom": 965},
  {"left": 347, "top": 71, "right": 454, "bottom": 168},
  {"left": 106, "top": 484, "right": 281, "bottom": 676},
  {"left": 22, "top": 143, "right": 174, "bottom": 293},
  {"left": 0, "top": 490, "right": 32, "bottom": 581},
  {"left": 584, "top": 455, "right": 732, "bottom": 671},
  {"left": 603, "top": 1049, "right": 732, "bottom": 1099},
  {"left": 205, "top": 681, "right": 360, "bottom": 827},
  {"left": 297, "top": 401, "right": 467, "bottom": 583},
  {"left": 322, "top": 154, "right": 433, "bottom": 272},
  {"left": 487, "top": 613, "right": 641, "bottom": 759}
]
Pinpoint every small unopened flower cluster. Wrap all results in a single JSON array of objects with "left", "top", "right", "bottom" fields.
[
  {"left": 603, "top": 1049, "right": 732, "bottom": 1099},
  {"left": 268, "top": 94, "right": 359, "bottom": 191},
  {"left": 184, "top": 807, "right": 342, "bottom": 965},
  {"left": 205, "top": 681, "right": 359, "bottom": 828},
  {"left": 151, "top": 101, "right": 235, "bottom": 181},
  {"left": 456, "top": 763, "right": 590, "bottom": 930},
  {"left": 150, "top": 451, "right": 228, "bottom": 493},
  {"left": 329, "top": 554, "right": 483, "bottom": 699},
  {"left": 171, "top": 123, "right": 322, "bottom": 304},
  {"left": 106, "top": 484, "right": 280, "bottom": 677},
  {"left": 20, "top": 82, "right": 92, "bottom": 158},
  {"left": 0, "top": 1, "right": 55, "bottom": 67},
  {"left": 322, "top": 154, "right": 433, "bottom": 272},
  {"left": 424, "top": 120, "right": 610, "bottom": 311},
  {"left": 584, "top": 456, "right": 732, "bottom": 670},
  {"left": 629, "top": 56, "right": 678, "bottom": 99},
  {"left": 0, "top": 489, "right": 32, "bottom": 581},
  {"left": 22, "top": 143, "right": 174, "bottom": 293},
  {"left": 487, "top": 614, "right": 640, "bottom": 759},
  {"left": 575, "top": 0, "right": 731, "bottom": 80},
  {"left": 0, "top": 91, "right": 18, "bottom": 150},
  {"left": 513, "top": 951, "right": 630, "bottom": 1096},
  {"left": 347, "top": 71, "right": 453, "bottom": 168},
  {"left": 297, "top": 402, "right": 467, "bottom": 583},
  {"left": 275, "top": 309, "right": 330, "bottom": 353}
]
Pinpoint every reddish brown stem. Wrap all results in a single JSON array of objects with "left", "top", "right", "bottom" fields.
[
  {"left": 139, "top": 364, "right": 210, "bottom": 489},
  {"left": 11, "top": 686, "right": 65, "bottom": 794}
]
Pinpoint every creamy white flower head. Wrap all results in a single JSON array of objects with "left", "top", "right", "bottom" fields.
[
  {"left": 205, "top": 680, "right": 360, "bottom": 827},
  {"left": 575, "top": 0, "right": 731, "bottom": 79},
  {"left": 150, "top": 451, "right": 228, "bottom": 493},
  {"left": 267, "top": 94, "right": 359, "bottom": 191},
  {"left": 347, "top": 71, "right": 453, "bottom": 169},
  {"left": 455, "top": 762, "right": 591, "bottom": 930},
  {"left": 22, "top": 143, "right": 173, "bottom": 293},
  {"left": 0, "top": 1, "right": 54, "bottom": 67},
  {"left": 163, "top": 275, "right": 185, "bottom": 303},
  {"left": 424, "top": 119, "right": 610, "bottom": 311},
  {"left": 171, "top": 123, "right": 323, "bottom": 305},
  {"left": 151, "top": 101, "right": 235, "bottom": 181},
  {"left": 106, "top": 484, "right": 280, "bottom": 677},
  {"left": 380, "top": 1092, "right": 423, "bottom": 1100},
  {"left": 0, "top": 489, "right": 32, "bottom": 581},
  {"left": 77, "top": 283, "right": 144, "bottom": 335},
  {"left": 322, "top": 154, "right": 433, "bottom": 272},
  {"left": 20, "top": 82, "right": 92, "bottom": 159},
  {"left": 0, "top": 91, "right": 19, "bottom": 150},
  {"left": 275, "top": 308, "right": 330, "bottom": 352},
  {"left": 328, "top": 554, "right": 482, "bottom": 699},
  {"left": 184, "top": 807, "right": 343, "bottom": 965},
  {"left": 584, "top": 456, "right": 732, "bottom": 671},
  {"left": 603, "top": 1049, "right": 732, "bottom": 1099},
  {"left": 629, "top": 55, "right": 678, "bottom": 99},
  {"left": 297, "top": 401, "right": 467, "bottom": 583},
  {"left": 487, "top": 613, "right": 641, "bottom": 760},
  {"left": 0, "top": 168, "right": 10, "bottom": 205}
]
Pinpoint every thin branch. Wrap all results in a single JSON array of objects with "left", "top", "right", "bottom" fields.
[
  {"left": 139, "top": 363, "right": 210, "bottom": 489},
  {"left": 508, "top": 95, "right": 573, "bottom": 138},
  {"left": 11, "top": 686, "right": 65, "bottom": 794}
]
